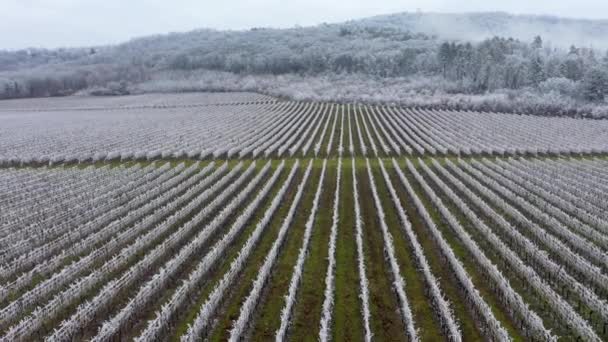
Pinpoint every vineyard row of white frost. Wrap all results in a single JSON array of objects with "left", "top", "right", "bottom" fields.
[
  {"left": 2, "top": 92, "right": 608, "bottom": 165},
  {"left": 1, "top": 155, "right": 608, "bottom": 341}
]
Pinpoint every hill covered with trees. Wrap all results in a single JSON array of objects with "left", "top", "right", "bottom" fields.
[{"left": 1, "top": 12, "right": 608, "bottom": 117}]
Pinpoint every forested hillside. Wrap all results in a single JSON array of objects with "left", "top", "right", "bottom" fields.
[
  {"left": 1, "top": 12, "right": 608, "bottom": 117},
  {"left": 359, "top": 12, "right": 608, "bottom": 48}
]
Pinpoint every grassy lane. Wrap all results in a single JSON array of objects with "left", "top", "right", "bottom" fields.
[
  {"left": 245, "top": 160, "right": 323, "bottom": 340},
  {"left": 357, "top": 163, "right": 408, "bottom": 341},
  {"left": 370, "top": 159, "right": 444, "bottom": 340},
  {"left": 331, "top": 158, "right": 365, "bottom": 341},
  {"left": 286, "top": 160, "right": 336, "bottom": 340},
  {"left": 343, "top": 106, "right": 352, "bottom": 155}
]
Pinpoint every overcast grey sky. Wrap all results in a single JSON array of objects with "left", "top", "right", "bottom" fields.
[{"left": 2, "top": 0, "right": 607, "bottom": 50}]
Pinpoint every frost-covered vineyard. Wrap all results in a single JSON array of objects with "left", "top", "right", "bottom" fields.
[
  {"left": 0, "top": 92, "right": 276, "bottom": 111},
  {"left": 1, "top": 157, "right": 608, "bottom": 341},
  {"left": 2, "top": 93, "right": 608, "bottom": 165},
  {"left": 1, "top": 92, "right": 608, "bottom": 341}
]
